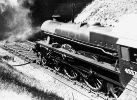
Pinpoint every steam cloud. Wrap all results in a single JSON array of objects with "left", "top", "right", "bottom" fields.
[
  {"left": 0, "top": 0, "right": 36, "bottom": 42},
  {"left": 0, "top": 0, "right": 92, "bottom": 42}
]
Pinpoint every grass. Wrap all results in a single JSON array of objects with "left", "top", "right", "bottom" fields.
[{"left": 0, "top": 62, "right": 64, "bottom": 100}]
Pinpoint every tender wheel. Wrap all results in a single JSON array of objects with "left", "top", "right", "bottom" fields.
[
  {"left": 64, "top": 67, "right": 78, "bottom": 80},
  {"left": 84, "top": 74, "right": 103, "bottom": 91}
]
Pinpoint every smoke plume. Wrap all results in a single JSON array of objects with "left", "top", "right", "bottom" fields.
[
  {"left": 0, "top": 0, "right": 94, "bottom": 42},
  {"left": 0, "top": 0, "right": 36, "bottom": 42}
]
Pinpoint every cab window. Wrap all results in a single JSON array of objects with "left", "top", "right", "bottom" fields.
[{"left": 121, "top": 46, "right": 130, "bottom": 61}]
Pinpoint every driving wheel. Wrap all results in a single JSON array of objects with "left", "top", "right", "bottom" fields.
[
  {"left": 84, "top": 74, "right": 103, "bottom": 91},
  {"left": 64, "top": 67, "right": 78, "bottom": 80}
]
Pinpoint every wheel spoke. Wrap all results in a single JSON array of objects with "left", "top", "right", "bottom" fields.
[
  {"left": 54, "top": 65, "right": 61, "bottom": 72},
  {"left": 53, "top": 59, "right": 61, "bottom": 72},
  {"left": 64, "top": 67, "right": 78, "bottom": 80},
  {"left": 97, "top": 79, "right": 102, "bottom": 85},
  {"left": 41, "top": 58, "right": 47, "bottom": 66},
  {"left": 97, "top": 83, "right": 100, "bottom": 88},
  {"left": 84, "top": 75, "right": 103, "bottom": 91}
]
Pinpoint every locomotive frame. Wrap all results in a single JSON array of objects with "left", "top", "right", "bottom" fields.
[{"left": 32, "top": 20, "right": 137, "bottom": 98}]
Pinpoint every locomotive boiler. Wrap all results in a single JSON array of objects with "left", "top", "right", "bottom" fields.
[{"left": 33, "top": 20, "right": 137, "bottom": 98}]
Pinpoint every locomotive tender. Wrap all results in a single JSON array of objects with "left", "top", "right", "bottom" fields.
[{"left": 33, "top": 20, "right": 137, "bottom": 97}]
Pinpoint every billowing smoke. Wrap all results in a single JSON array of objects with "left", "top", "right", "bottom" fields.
[
  {"left": 0, "top": 0, "right": 93, "bottom": 42},
  {"left": 0, "top": 0, "right": 37, "bottom": 42}
]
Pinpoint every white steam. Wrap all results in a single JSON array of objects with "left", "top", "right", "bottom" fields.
[
  {"left": 0, "top": 0, "right": 36, "bottom": 42},
  {"left": 7, "top": 0, "right": 19, "bottom": 7}
]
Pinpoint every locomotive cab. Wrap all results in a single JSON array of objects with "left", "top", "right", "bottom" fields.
[{"left": 118, "top": 38, "right": 137, "bottom": 87}]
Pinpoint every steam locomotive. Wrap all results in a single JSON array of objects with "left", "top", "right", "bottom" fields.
[{"left": 32, "top": 20, "right": 137, "bottom": 98}]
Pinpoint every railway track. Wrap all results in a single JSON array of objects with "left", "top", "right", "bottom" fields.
[{"left": 0, "top": 40, "right": 112, "bottom": 100}]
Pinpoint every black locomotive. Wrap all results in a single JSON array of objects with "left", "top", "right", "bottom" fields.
[{"left": 32, "top": 20, "right": 137, "bottom": 98}]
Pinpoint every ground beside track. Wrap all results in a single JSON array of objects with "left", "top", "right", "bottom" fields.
[
  {"left": 0, "top": 62, "right": 63, "bottom": 100},
  {"left": 118, "top": 74, "right": 137, "bottom": 100}
]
